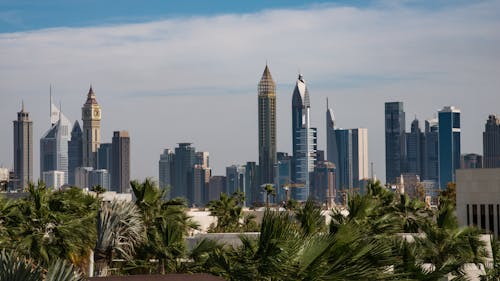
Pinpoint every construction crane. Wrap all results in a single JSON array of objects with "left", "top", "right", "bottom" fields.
[{"left": 281, "top": 180, "right": 305, "bottom": 204}]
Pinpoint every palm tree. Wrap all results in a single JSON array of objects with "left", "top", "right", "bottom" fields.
[
  {"left": 263, "top": 184, "right": 276, "bottom": 208},
  {"left": 46, "top": 259, "right": 85, "bottom": 281},
  {"left": 0, "top": 249, "right": 42, "bottom": 281},
  {"left": 295, "top": 198, "right": 325, "bottom": 236},
  {"left": 482, "top": 235, "right": 500, "bottom": 280},
  {"left": 207, "top": 192, "right": 243, "bottom": 232},
  {"left": 94, "top": 200, "right": 144, "bottom": 276}
]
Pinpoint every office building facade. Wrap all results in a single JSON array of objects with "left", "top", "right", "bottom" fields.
[
  {"left": 111, "top": 131, "right": 130, "bottom": 193},
  {"left": 173, "top": 143, "right": 196, "bottom": 200},
  {"left": 385, "top": 102, "right": 406, "bottom": 184},
  {"left": 68, "top": 121, "right": 83, "bottom": 185},
  {"left": 159, "top": 149, "right": 175, "bottom": 194}
]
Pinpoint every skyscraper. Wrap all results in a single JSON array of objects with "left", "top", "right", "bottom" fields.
[
  {"left": 385, "top": 102, "right": 405, "bottom": 184},
  {"left": 173, "top": 143, "right": 195, "bottom": 200},
  {"left": 483, "top": 114, "right": 500, "bottom": 168},
  {"left": 326, "top": 99, "right": 339, "bottom": 189},
  {"left": 97, "top": 143, "right": 112, "bottom": 171},
  {"left": 422, "top": 119, "right": 439, "bottom": 182},
  {"left": 13, "top": 103, "right": 33, "bottom": 189},
  {"left": 159, "top": 148, "right": 175, "bottom": 194},
  {"left": 111, "top": 131, "right": 130, "bottom": 193},
  {"left": 292, "top": 74, "right": 316, "bottom": 201},
  {"left": 335, "top": 128, "right": 369, "bottom": 198},
  {"left": 82, "top": 86, "right": 101, "bottom": 168},
  {"left": 258, "top": 65, "right": 277, "bottom": 185},
  {"left": 438, "top": 106, "right": 461, "bottom": 189},
  {"left": 192, "top": 164, "right": 211, "bottom": 206},
  {"left": 68, "top": 121, "right": 83, "bottom": 185},
  {"left": 405, "top": 118, "right": 423, "bottom": 176},
  {"left": 40, "top": 101, "right": 71, "bottom": 185},
  {"left": 226, "top": 165, "right": 246, "bottom": 195}
]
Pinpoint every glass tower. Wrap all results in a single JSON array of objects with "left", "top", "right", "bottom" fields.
[
  {"left": 438, "top": 106, "right": 461, "bottom": 189},
  {"left": 385, "top": 102, "right": 405, "bottom": 184}
]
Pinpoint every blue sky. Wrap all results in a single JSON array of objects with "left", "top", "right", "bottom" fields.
[
  {"left": 0, "top": 0, "right": 474, "bottom": 33},
  {"left": 0, "top": 0, "right": 499, "bottom": 182}
]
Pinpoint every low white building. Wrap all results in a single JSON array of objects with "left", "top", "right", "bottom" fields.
[{"left": 456, "top": 168, "right": 500, "bottom": 237}]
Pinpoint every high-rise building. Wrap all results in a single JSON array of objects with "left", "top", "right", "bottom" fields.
[
  {"left": 335, "top": 128, "right": 369, "bottom": 199},
  {"left": 173, "top": 143, "right": 195, "bottom": 200},
  {"left": 258, "top": 65, "right": 277, "bottom": 185},
  {"left": 40, "top": 101, "right": 71, "bottom": 185},
  {"left": 311, "top": 161, "right": 336, "bottom": 207},
  {"left": 68, "top": 121, "right": 83, "bottom": 185},
  {"left": 461, "top": 153, "right": 483, "bottom": 169},
  {"left": 13, "top": 103, "right": 33, "bottom": 189},
  {"left": 275, "top": 152, "right": 292, "bottom": 204},
  {"left": 192, "top": 164, "right": 211, "bottom": 206},
  {"left": 385, "top": 102, "right": 405, "bottom": 184},
  {"left": 291, "top": 74, "right": 317, "bottom": 201},
  {"left": 75, "top": 166, "right": 93, "bottom": 189},
  {"left": 438, "top": 106, "right": 461, "bottom": 188},
  {"left": 422, "top": 119, "right": 439, "bottom": 182},
  {"left": 111, "top": 131, "right": 130, "bottom": 193},
  {"left": 245, "top": 161, "right": 260, "bottom": 206},
  {"left": 159, "top": 149, "right": 175, "bottom": 194},
  {"left": 226, "top": 165, "right": 246, "bottom": 196},
  {"left": 208, "top": 176, "right": 226, "bottom": 202},
  {"left": 195, "top": 151, "right": 210, "bottom": 168},
  {"left": 405, "top": 118, "right": 423, "bottom": 176},
  {"left": 82, "top": 86, "right": 101, "bottom": 168},
  {"left": 483, "top": 114, "right": 500, "bottom": 168},
  {"left": 97, "top": 143, "right": 112, "bottom": 171},
  {"left": 326, "top": 99, "right": 340, "bottom": 189},
  {"left": 89, "top": 169, "right": 110, "bottom": 190}
]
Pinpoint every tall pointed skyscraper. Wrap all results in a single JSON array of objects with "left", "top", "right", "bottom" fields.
[
  {"left": 82, "top": 86, "right": 101, "bottom": 168},
  {"left": 13, "top": 102, "right": 33, "bottom": 189},
  {"left": 292, "top": 74, "right": 317, "bottom": 201},
  {"left": 258, "top": 65, "right": 277, "bottom": 185}
]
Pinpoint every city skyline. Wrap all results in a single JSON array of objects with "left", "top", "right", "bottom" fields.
[{"left": 1, "top": 1, "right": 500, "bottom": 183}]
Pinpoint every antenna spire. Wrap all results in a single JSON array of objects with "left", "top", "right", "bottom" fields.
[
  {"left": 21, "top": 100, "right": 24, "bottom": 111},
  {"left": 326, "top": 97, "right": 329, "bottom": 110}
]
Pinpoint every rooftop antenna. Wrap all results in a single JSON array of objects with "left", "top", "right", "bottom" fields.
[
  {"left": 21, "top": 100, "right": 24, "bottom": 111},
  {"left": 49, "top": 84, "right": 52, "bottom": 119},
  {"left": 326, "top": 97, "right": 329, "bottom": 110}
]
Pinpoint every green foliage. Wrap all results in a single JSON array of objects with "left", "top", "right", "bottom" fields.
[{"left": 207, "top": 192, "right": 258, "bottom": 233}]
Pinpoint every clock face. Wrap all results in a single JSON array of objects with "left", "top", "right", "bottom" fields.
[{"left": 94, "top": 110, "right": 100, "bottom": 117}]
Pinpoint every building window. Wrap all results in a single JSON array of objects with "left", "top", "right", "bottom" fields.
[
  {"left": 481, "top": 204, "right": 486, "bottom": 231},
  {"left": 472, "top": 204, "right": 478, "bottom": 226},
  {"left": 489, "top": 204, "right": 494, "bottom": 234}
]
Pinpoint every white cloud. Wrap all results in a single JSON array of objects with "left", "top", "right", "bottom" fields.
[{"left": 0, "top": 1, "right": 499, "bottom": 182}]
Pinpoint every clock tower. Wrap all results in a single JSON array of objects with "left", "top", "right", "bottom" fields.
[{"left": 82, "top": 86, "right": 101, "bottom": 168}]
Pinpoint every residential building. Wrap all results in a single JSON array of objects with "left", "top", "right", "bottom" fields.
[
  {"left": 82, "top": 86, "right": 101, "bottom": 168},
  {"left": 438, "top": 106, "right": 461, "bottom": 188},
  {"left": 385, "top": 102, "right": 405, "bottom": 184},
  {"left": 13, "top": 103, "right": 33, "bottom": 189},
  {"left": 111, "top": 131, "right": 130, "bottom": 193},
  {"left": 195, "top": 151, "right": 210, "bottom": 168},
  {"left": 483, "top": 114, "right": 500, "bottom": 168},
  {"left": 258, "top": 65, "right": 277, "bottom": 185}
]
